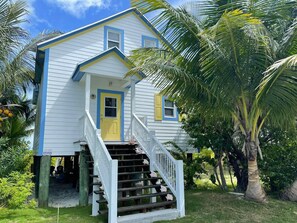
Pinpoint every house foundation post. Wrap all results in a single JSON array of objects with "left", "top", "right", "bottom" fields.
[
  {"left": 33, "top": 156, "right": 41, "bottom": 199},
  {"left": 79, "top": 146, "right": 89, "bottom": 206},
  {"left": 38, "top": 155, "right": 51, "bottom": 207}
]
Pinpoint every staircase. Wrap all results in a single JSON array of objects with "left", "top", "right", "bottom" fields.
[
  {"left": 82, "top": 111, "right": 185, "bottom": 223},
  {"left": 88, "top": 144, "right": 178, "bottom": 221}
]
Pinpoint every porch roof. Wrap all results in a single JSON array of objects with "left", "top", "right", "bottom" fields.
[{"left": 71, "top": 47, "right": 145, "bottom": 81}]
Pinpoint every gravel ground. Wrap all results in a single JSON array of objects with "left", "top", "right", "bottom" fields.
[{"left": 48, "top": 177, "right": 92, "bottom": 208}]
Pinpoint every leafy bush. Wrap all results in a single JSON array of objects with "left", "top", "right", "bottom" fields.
[
  {"left": 0, "top": 143, "right": 32, "bottom": 178},
  {"left": 0, "top": 171, "right": 36, "bottom": 208},
  {"left": 259, "top": 128, "right": 297, "bottom": 193},
  {"left": 182, "top": 112, "right": 248, "bottom": 192}
]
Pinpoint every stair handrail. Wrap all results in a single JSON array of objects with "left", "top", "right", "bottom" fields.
[
  {"left": 84, "top": 111, "right": 118, "bottom": 223},
  {"left": 132, "top": 113, "right": 185, "bottom": 217}
]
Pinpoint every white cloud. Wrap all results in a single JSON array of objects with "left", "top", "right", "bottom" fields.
[
  {"left": 23, "top": 0, "right": 52, "bottom": 32},
  {"left": 47, "top": 0, "right": 111, "bottom": 18}
]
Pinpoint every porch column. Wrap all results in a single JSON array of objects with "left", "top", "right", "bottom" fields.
[
  {"left": 85, "top": 74, "right": 91, "bottom": 112},
  {"left": 130, "top": 76, "right": 136, "bottom": 139}
]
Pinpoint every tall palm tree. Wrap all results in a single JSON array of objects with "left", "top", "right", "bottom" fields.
[
  {"left": 129, "top": 0, "right": 297, "bottom": 202},
  {"left": 0, "top": 0, "right": 31, "bottom": 91}
]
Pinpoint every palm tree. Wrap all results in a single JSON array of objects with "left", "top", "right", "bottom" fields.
[
  {"left": 0, "top": 0, "right": 31, "bottom": 91},
  {"left": 129, "top": 0, "right": 297, "bottom": 202},
  {"left": 0, "top": 0, "right": 61, "bottom": 145}
]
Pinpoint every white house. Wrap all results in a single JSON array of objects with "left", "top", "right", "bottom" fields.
[{"left": 33, "top": 8, "right": 187, "bottom": 223}]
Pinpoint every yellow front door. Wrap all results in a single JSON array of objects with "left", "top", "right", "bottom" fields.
[{"left": 100, "top": 92, "right": 121, "bottom": 141}]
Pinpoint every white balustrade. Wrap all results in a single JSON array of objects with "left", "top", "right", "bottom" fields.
[
  {"left": 131, "top": 113, "right": 185, "bottom": 217},
  {"left": 83, "top": 111, "right": 118, "bottom": 223}
]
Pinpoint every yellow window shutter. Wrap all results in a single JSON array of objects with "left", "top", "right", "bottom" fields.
[{"left": 154, "top": 93, "right": 162, "bottom": 121}]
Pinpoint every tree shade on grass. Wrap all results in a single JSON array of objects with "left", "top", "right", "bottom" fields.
[{"left": 129, "top": 0, "right": 297, "bottom": 202}]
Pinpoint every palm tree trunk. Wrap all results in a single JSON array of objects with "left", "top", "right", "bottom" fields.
[
  {"left": 218, "top": 155, "right": 228, "bottom": 191},
  {"left": 282, "top": 180, "right": 297, "bottom": 201},
  {"left": 245, "top": 136, "right": 266, "bottom": 202}
]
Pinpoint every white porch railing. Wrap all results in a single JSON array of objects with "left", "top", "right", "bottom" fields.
[
  {"left": 83, "top": 111, "right": 118, "bottom": 223},
  {"left": 131, "top": 113, "right": 185, "bottom": 217}
]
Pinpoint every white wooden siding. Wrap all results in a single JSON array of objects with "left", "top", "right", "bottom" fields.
[
  {"left": 37, "top": 12, "right": 189, "bottom": 156},
  {"left": 83, "top": 55, "right": 129, "bottom": 79}
]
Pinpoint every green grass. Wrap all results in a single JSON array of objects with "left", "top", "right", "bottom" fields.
[
  {"left": 0, "top": 206, "right": 107, "bottom": 223},
  {"left": 158, "top": 190, "right": 297, "bottom": 223},
  {"left": 1, "top": 191, "right": 296, "bottom": 223}
]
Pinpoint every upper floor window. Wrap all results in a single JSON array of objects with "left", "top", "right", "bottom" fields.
[
  {"left": 104, "top": 26, "right": 124, "bottom": 52},
  {"left": 164, "top": 98, "right": 175, "bottom": 118},
  {"left": 108, "top": 31, "right": 120, "bottom": 49},
  {"left": 142, "top": 35, "right": 159, "bottom": 48}
]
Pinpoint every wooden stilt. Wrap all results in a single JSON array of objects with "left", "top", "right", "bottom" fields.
[
  {"left": 79, "top": 148, "right": 89, "bottom": 206},
  {"left": 38, "top": 155, "right": 51, "bottom": 208},
  {"left": 34, "top": 156, "right": 41, "bottom": 199}
]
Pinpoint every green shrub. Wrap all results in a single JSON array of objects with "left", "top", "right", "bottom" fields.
[
  {"left": 0, "top": 171, "right": 36, "bottom": 208},
  {"left": 259, "top": 128, "right": 297, "bottom": 193},
  {"left": 0, "top": 144, "right": 32, "bottom": 178}
]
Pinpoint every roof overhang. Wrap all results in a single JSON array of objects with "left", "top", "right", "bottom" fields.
[{"left": 71, "top": 47, "right": 145, "bottom": 81}]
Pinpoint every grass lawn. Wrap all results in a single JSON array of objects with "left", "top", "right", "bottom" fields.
[{"left": 0, "top": 190, "right": 296, "bottom": 223}]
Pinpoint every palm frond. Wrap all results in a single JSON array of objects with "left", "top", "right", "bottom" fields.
[
  {"left": 200, "top": 10, "right": 274, "bottom": 101},
  {"left": 257, "top": 54, "right": 297, "bottom": 127},
  {"left": 132, "top": 0, "right": 202, "bottom": 62},
  {"left": 278, "top": 18, "right": 297, "bottom": 57}
]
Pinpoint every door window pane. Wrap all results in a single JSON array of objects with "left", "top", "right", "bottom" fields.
[
  {"left": 105, "top": 97, "right": 117, "bottom": 118},
  {"left": 105, "top": 108, "right": 117, "bottom": 117}
]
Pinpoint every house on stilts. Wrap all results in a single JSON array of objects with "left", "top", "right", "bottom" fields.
[{"left": 33, "top": 8, "right": 188, "bottom": 223}]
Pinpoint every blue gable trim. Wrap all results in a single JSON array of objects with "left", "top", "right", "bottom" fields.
[
  {"left": 38, "top": 8, "right": 134, "bottom": 50},
  {"left": 97, "top": 89, "right": 125, "bottom": 141},
  {"left": 162, "top": 96, "right": 179, "bottom": 121},
  {"left": 38, "top": 48, "right": 50, "bottom": 156},
  {"left": 142, "top": 35, "right": 159, "bottom": 48},
  {"left": 104, "top": 26, "right": 125, "bottom": 52},
  {"left": 37, "top": 8, "right": 171, "bottom": 51},
  {"left": 72, "top": 47, "right": 145, "bottom": 81}
]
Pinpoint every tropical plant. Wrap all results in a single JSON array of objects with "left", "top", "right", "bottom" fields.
[
  {"left": 259, "top": 127, "right": 297, "bottom": 195},
  {"left": 0, "top": 171, "right": 35, "bottom": 208},
  {"left": 183, "top": 111, "right": 248, "bottom": 192},
  {"left": 129, "top": 0, "right": 297, "bottom": 202}
]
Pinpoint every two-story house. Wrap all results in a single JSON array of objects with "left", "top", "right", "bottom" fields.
[{"left": 33, "top": 8, "right": 186, "bottom": 223}]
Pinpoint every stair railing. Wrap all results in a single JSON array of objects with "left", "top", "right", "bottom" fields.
[
  {"left": 84, "top": 111, "right": 118, "bottom": 223},
  {"left": 132, "top": 113, "right": 185, "bottom": 217}
]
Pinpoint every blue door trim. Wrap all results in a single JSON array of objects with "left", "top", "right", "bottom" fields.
[{"left": 97, "top": 89, "right": 125, "bottom": 141}]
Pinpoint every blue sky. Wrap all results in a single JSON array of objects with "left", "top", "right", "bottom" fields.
[{"left": 25, "top": 0, "right": 185, "bottom": 37}]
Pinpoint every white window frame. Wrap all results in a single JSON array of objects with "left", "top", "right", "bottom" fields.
[
  {"left": 164, "top": 98, "right": 177, "bottom": 119},
  {"left": 104, "top": 96, "right": 117, "bottom": 118},
  {"left": 107, "top": 30, "right": 121, "bottom": 50}
]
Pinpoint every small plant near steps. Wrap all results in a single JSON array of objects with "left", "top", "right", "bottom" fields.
[{"left": 87, "top": 144, "right": 177, "bottom": 219}]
